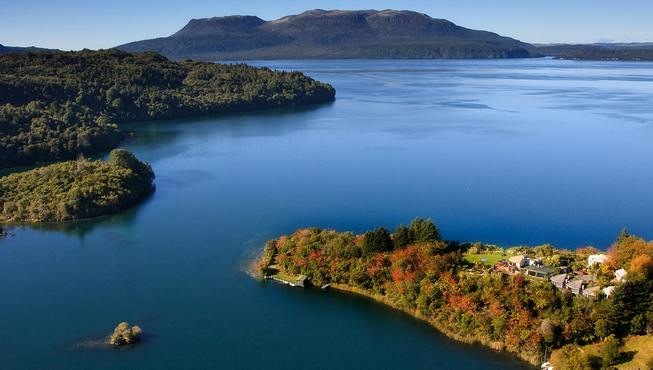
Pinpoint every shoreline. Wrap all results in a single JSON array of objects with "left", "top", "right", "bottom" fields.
[
  {"left": 259, "top": 268, "right": 540, "bottom": 367},
  {"left": 258, "top": 225, "right": 653, "bottom": 369},
  {"left": 0, "top": 184, "right": 156, "bottom": 227},
  {"left": 0, "top": 150, "right": 155, "bottom": 225},
  {"left": 0, "top": 99, "right": 336, "bottom": 172},
  {"left": 325, "top": 283, "right": 539, "bottom": 367}
]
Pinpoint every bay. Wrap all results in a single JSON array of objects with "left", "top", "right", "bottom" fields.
[{"left": 2, "top": 59, "right": 653, "bottom": 369}]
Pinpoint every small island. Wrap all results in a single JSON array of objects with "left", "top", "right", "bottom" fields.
[
  {"left": 0, "top": 149, "right": 154, "bottom": 222},
  {"left": 109, "top": 322, "right": 142, "bottom": 347},
  {"left": 0, "top": 49, "right": 335, "bottom": 168},
  {"left": 257, "top": 219, "right": 653, "bottom": 368}
]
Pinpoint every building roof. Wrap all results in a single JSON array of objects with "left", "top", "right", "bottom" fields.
[
  {"left": 603, "top": 286, "right": 616, "bottom": 297},
  {"left": 525, "top": 265, "right": 555, "bottom": 274},
  {"left": 551, "top": 273, "right": 567, "bottom": 285},
  {"left": 580, "top": 274, "right": 595, "bottom": 284},
  {"left": 509, "top": 255, "right": 526, "bottom": 263},
  {"left": 567, "top": 278, "right": 584, "bottom": 291},
  {"left": 582, "top": 286, "right": 601, "bottom": 297}
]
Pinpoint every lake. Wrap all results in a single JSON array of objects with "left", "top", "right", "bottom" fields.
[{"left": 2, "top": 59, "right": 653, "bottom": 369}]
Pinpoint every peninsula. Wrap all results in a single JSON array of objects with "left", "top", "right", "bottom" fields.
[
  {"left": 535, "top": 43, "right": 653, "bottom": 61},
  {"left": 0, "top": 49, "right": 335, "bottom": 168},
  {"left": 257, "top": 219, "right": 653, "bottom": 368},
  {"left": 0, "top": 149, "right": 154, "bottom": 222}
]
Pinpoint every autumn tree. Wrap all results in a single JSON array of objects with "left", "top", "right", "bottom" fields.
[
  {"left": 597, "top": 336, "right": 621, "bottom": 368},
  {"left": 608, "top": 232, "right": 653, "bottom": 268},
  {"left": 539, "top": 318, "right": 558, "bottom": 344},
  {"left": 549, "top": 344, "right": 594, "bottom": 370},
  {"left": 630, "top": 254, "right": 653, "bottom": 279}
]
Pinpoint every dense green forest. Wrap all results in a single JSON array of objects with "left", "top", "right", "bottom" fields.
[
  {"left": 0, "top": 149, "right": 154, "bottom": 222},
  {"left": 0, "top": 49, "right": 335, "bottom": 168},
  {"left": 258, "top": 219, "right": 653, "bottom": 367}
]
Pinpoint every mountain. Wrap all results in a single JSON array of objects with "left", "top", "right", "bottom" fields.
[
  {"left": 118, "top": 10, "right": 537, "bottom": 60},
  {"left": 0, "top": 43, "right": 53, "bottom": 54},
  {"left": 535, "top": 43, "right": 653, "bottom": 61}
]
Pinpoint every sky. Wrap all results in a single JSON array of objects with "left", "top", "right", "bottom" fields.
[{"left": 1, "top": 0, "right": 652, "bottom": 50}]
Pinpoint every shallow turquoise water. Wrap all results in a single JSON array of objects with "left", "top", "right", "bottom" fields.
[{"left": 2, "top": 59, "right": 653, "bottom": 369}]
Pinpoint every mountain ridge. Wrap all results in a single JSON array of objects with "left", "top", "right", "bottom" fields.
[
  {"left": 118, "top": 9, "right": 537, "bottom": 60},
  {"left": 0, "top": 43, "right": 54, "bottom": 54}
]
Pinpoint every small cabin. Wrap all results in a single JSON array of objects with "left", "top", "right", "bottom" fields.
[{"left": 509, "top": 255, "right": 528, "bottom": 269}]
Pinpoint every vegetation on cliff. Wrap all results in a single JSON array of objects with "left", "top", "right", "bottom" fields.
[
  {"left": 0, "top": 149, "right": 154, "bottom": 222},
  {"left": 109, "top": 322, "right": 142, "bottom": 346},
  {"left": 0, "top": 49, "right": 335, "bottom": 168},
  {"left": 258, "top": 219, "right": 653, "bottom": 366}
]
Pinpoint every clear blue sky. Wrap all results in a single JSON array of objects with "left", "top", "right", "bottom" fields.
[{"left": 2, "top": 0, "right": 652, "bottom": 50}]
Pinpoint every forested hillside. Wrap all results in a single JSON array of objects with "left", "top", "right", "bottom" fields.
[
  {"left": 0, "top": 44, "right": 54, "bottom": 54},
  {"left": 0, "top": 49, "right": 335, "bottom": 168}
]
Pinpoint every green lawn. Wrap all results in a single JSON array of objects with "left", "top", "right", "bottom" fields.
[
  {"left": 617, "top": 335, "right": 653, "bottom": 369},
  {"left": 463, "top": 254, "right": 508, "bottom": 266},
  {"left": 551, "top": 335, "right": 653, "bottom": 369}
]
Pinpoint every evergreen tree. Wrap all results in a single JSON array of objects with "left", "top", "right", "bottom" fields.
[
  {"left": 361, "top": 227, "right": 393, "bottom": 256},
  {"left": 409, "top": 218, "right": 441, "bottom": 243},
  {"left": 393, "top": 225, "right": 413, "bottom": 249},
  {"left": 610, "top": 277, "right": 653, "bottom": 335}
]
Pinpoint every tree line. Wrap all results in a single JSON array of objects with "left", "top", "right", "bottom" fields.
[
  {"left": 259, "top": 219, "right": 653, "bottom": 367},
  {"left": 0, "top": 49, "right": 335, "bottom": 168}
]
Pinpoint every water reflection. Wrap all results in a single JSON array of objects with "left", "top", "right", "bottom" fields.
[{"left": 5, "top": 189, "right": 155, "bottom": 240}]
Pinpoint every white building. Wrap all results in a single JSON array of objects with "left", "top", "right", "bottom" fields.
[
  {"left": 603, "top": 286, "right": 616, "bottom": 298},
  {"left": 509, "top": 255, "right": 528, "bottom": 269},
  {"left": 614, "top": 268, "right": 627, "bottom": 282},
  {"left": 587, "top": 254, "right": 608, "bottom": 267}
]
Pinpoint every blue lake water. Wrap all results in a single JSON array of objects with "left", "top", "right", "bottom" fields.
[{"left": 2, "top": 59, "right": 653, "bottom": 369}]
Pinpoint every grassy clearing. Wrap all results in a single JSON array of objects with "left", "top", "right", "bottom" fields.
[
  {"left": 617, "top": 335, "right": 653, "bottom": 369},
  {"left": 463, "top": 253, "right": 508, "bottom": 266},
  {"left": 550, "top": 335, "right": 653, "bottom": 370}
]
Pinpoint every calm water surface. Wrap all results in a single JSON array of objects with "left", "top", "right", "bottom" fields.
[{"left": 2, "top": 59, "right": 653, "bottom": 369}]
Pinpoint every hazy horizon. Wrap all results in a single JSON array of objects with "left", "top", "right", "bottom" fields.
[{"left": 2, "top": 0, "right": 653, "bottom": 50}]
